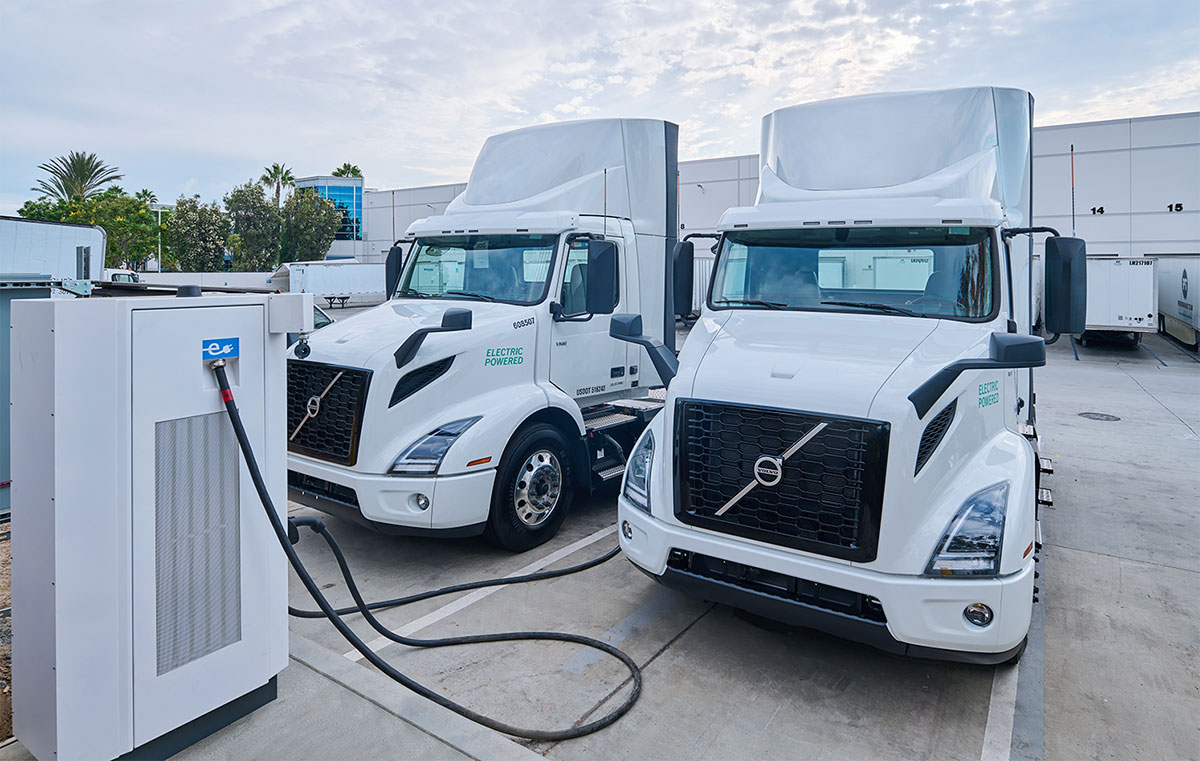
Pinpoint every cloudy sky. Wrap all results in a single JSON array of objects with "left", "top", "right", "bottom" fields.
[{"left": 2, "top": 0, "right": 1197, "bottom": 214}]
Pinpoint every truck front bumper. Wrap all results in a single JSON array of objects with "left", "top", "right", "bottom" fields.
[
  {"left": 619, "top": 497, "right": 1033, "bottom": 665},
  {"left": 287, "top": 455, "right": 496, "bottom": 535}
]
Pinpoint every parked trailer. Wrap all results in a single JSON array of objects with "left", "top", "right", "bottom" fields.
[
  {"left": 1156, "top": 254, "right": 1199, "bottom": 346},
  {"left": 1081, "top": 256, "right": 1157, "bottom": 341},
  {"left": 1, "top": 216, "right": 106, "bottom": 280},
  {"left": 269, "top": 260, "right": 386, "bottom": 308}
]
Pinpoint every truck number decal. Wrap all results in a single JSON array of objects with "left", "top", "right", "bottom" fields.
[
  {"left": 576, "top": 385, "right": 606, "bottom": 395},
  {"left": 485, "top": 347, "right": 524, "bottom": 366},
  {"left": 513, "top": 317, "right": 535, "bottom": 330},
  {"left": 978, "top": 380, "right": 1000, "bottom": 408}
]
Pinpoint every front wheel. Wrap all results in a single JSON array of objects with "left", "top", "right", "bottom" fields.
[{"left": 484, "top": 423, "right": 575, "bottom": 552}]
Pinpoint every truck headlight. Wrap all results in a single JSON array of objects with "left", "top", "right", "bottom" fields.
[
  {"left": 925, "top": 482, "right": 1009, "bottom": 577},
  {"left": 623, "top": 430, "right": 654, "bottom": 512},
  {"left": 390, "top": 417, "right": 481, "bottom": 476}
]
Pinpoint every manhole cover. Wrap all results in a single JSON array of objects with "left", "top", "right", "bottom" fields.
[{"left": 1079, "top": 412, "right": 1121, "bottom": 421}]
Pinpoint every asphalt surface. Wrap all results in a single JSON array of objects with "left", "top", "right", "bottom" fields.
[{"left": 1, "top": 330, "right": 1195, "bottom": 761}]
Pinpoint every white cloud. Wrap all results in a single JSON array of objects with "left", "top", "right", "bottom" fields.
[{"left": 0, "top": 0, "right": 1195, "bottom": 216}]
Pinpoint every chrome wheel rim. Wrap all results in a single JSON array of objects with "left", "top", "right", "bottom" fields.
[{"left": 513, "top": 449, "right": 562, "bottom": 527}]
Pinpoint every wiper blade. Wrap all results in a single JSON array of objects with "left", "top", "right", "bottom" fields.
[
  {"left": 714, "top": 298, "right": 786, "bottom": 310},
  {"left": 444, "top": 290, "right": 496, "bottom": 302},
  {"left": 397, "top": 288, "right": 431, "bottom": 299},
  {"left": 821, "top": 300, "right": 920, "bottom": 317}
]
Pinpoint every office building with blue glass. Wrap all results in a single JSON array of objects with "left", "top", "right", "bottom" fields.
[{"left": 294, "top": 175, "right": 365, "bottom": 259}]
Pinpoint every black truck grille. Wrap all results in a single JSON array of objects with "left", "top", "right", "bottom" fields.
[
  {"left": 287, "top": 360, "right": 372, "bottom": 465},
  {"left": 675, "top": 400, "right": 889, "bottom": 562}
]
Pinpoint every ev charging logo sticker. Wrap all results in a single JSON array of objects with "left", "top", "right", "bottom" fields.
[{"left": 202, "top": 338, "right": 240, "bottom": 360}]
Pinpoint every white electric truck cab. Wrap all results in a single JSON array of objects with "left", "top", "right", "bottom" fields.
[
  {"left": 612, "top": 88, "right": 1087, "bottom": 664},
  {"left": 286, "top": 119, "right": 680, "bottom": 551}
]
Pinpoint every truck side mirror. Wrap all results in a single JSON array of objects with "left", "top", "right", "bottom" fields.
[
  {"left": 609, "top": 313, "right": 643, "bottom": 339},
  {"left": 385, "top": 243, "right": 405, "bottom": 299},
  {"left": 440, "top": 307, "right": 472, "bottom": 331},
  {"left": 1044, "top": 236, "right": 1087, "bottom": 336},
  {"left": 990, "top": 332, "right": 1045, "bottom": 364},
  {"left": 673, "top": 241, "right": 694, "bottom": 318},
  {"left": 394, "top": 308, "right": 473, "bottom": 368},
  {"left": 585, "top": 240, "right": 619, "bottom": 316},
  {"left": 609, "top": 313, "right": 679, "bottom": 385}
]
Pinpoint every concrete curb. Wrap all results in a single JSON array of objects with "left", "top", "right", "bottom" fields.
[{"left": 289, "top": 632, "right": 542, "bottom": 761}]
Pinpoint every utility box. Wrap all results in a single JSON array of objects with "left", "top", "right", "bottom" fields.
[{"left": 10, "top": 292, "right": 311, "bottom": 761}]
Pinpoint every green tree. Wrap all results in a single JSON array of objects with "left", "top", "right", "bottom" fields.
[
  {"left": 32, "top": 151, "right": 124, "bottom": 200},
  {"left": 260, "top": 162, "right": 295, "bottom": 207},
  {"left": 281, "top": 188, "right": 340, "bottom": 263},
  {"left": 331, "top": 163, "right": 362, "bottom": 178},
  {"left": 224, "top": 180, "right": 281, "bottom": 271},
  {"left": 135, "top": 188, "right": 158, "bottom": 204},
  {"left": 18, "top": 186, "right": 158, "bottom": 269},
  {"left": 166, "top": 195, "right": 230, "bottom": 272}
]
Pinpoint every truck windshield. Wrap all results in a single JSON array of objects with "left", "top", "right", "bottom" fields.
[
  {"left": 398, "top": 234, "right": 558, "bottom": 304},
  {"left": 710, "top": 227, "right": 996, "bottom": 319}
]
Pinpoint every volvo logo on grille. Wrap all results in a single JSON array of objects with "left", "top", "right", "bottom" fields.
[
  {"left": 291, "top": 371, "right": 344, "bottom": 441},
  {"left": 753, "top": 456, "right": 783, "bottom": 486},
  {"left": 714, "top": 422, "right": 828, "bottom": 517}
]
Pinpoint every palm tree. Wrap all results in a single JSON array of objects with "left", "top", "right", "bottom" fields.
[
  {"left": 331, "top": 163, "right": 362, "bottom": 178},
  {"left": 260, "top": 163, "right": 295, "bottom": 207},
  {"left": 135, "top": 188, "right": 158, "bottom": 204},
  {"left": 32, "top": 151, "right": 124, "bottom": 200}
]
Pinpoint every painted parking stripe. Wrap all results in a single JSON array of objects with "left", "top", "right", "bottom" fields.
[
  {"left": 980, "top": 663, "right": 1020, "bottom": 761},
  {"left": 344, "top": 524, "right": 618, "bottom": 661}
]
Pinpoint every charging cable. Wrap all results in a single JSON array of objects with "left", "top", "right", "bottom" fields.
[{"left": 210, "top": 359, "right": 641, "bottom": 741}]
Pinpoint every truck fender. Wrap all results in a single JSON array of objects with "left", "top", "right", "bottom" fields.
[{"left": 436, "top": 384, "right": 584, "bottom": 476}]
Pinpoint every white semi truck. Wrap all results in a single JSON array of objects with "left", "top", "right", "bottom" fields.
[
  {"left": 611, "top": 88, "right": 1086, "bottom": 664},
  {"left": 285, "top": 118, "right": 680, "bottom": 551}
]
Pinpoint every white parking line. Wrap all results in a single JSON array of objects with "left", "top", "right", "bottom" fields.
[
  {"left": 980, "top": 663, "right": 1020, "bottom": 761},
  {"left": 343, "top": 524, "right": 618, "bottom": 661}
]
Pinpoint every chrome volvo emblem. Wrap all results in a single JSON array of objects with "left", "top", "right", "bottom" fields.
[
  {"left": 753, "top": 456, "right": 783, "bottom": 486},
  {"left": 290, "top": 371, "right": 345, "bottom": 441},
  {"left": 715, "top": 422, "right": 828, "bottom": 517}
]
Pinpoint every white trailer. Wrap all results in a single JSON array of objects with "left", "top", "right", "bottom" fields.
[
  {"left": 1156, "top": 254, "right": 1198, "bottom": 346},
  {"left": 1080, "top": 255, "right": 1157, "bottom": 340},
  {"left": 269, "top": 260, "right": 386, "bottom": 308},
  {"left": 1, "top": 216, "right": 106, "bottom": 280},
  {"left": 612, "top": 87, "right": 1088, "bottom": 665},
  {"left": 285, "top": 118, "right": 681, "bottom": 551}
]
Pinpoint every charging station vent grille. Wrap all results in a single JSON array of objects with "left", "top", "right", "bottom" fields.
[{"left": 155, "top": 412, "right": 242, "bottom": 675}]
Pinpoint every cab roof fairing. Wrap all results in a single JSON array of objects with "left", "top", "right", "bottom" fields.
[
  {"left": 406, "top": 118, "right": 676, "bottom": 240},
  {"left": 753, "top": 86, "right": 1032, "bottom": 228}
]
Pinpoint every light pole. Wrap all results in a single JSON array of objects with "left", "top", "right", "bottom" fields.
[{"left": 149, "top": 203, "right": 172, "bottom": 271}]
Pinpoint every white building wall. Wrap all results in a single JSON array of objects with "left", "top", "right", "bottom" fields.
[
  {"left": 364, "top": 182, "right": 467, "bottom": 262},
  {"left": 1032, "top": 112, "right": 1199, "bottom": 257}
]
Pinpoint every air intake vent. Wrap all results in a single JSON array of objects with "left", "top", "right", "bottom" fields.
[
  {"left": 155, "top": 412, "right": 242, "bottom": 675},
  {"left": 915, "top": 400, "right": 956, "bottom": 475},
  {"left": 389, "top": 356, "right": 454, "bottom": 408}
]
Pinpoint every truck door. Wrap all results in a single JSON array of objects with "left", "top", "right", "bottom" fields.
[{"left": 550, "top": 237, "right": 628, "bottom": 401}]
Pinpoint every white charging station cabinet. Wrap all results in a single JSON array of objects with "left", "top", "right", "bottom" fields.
[{"left": 10, "top": 292, "right": 312, "bottom": 761}]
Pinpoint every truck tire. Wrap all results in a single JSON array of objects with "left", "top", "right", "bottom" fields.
[{"left": 484, "top": 423, "right": 575, "bottom": 552}]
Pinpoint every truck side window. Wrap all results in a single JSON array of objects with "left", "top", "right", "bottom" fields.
[{"left": 560, "top": 240, "right": 619, "bottom": 316}]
